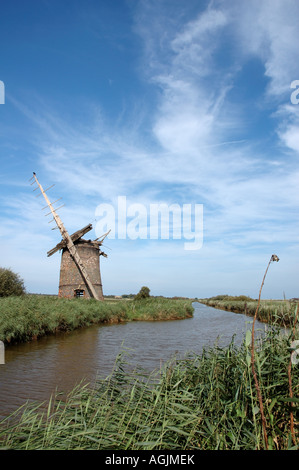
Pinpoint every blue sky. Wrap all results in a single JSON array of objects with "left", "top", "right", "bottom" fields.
[{"left": 0, "top": 0, "right": 298, "bottom": 299}]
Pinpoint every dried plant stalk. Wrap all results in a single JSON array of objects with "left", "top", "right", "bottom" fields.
[
  {"left": 288, "top": 303, "right": 298, "bottom": 446},
  {"left": 251, "top": 254, "right": 279, "bottom": 450}
]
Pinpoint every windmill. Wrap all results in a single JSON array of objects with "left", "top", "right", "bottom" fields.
[{"left": 30, "top": 172, "right": 108, "bottom": 300}]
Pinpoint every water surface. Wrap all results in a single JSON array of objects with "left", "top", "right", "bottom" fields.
[{"left": 0, "top": 303, "right": 268, "bottom": 418}]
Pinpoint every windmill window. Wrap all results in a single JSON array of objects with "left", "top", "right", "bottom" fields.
[{"left": 75, "top": 289, "right": 85, "bottom": 298}]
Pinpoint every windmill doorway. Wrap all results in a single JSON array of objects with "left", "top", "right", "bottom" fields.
[{"left": 74, "top": 289, "right": 85, "bottom": 298}]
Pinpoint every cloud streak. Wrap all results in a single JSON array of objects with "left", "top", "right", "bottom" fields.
[{"left": 2, "top": 0, "right": 298, "bottom": 297}]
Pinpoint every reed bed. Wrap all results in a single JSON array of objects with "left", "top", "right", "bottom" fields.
[
  {"left": 199, "top": 296, "right": 297, "bottom": 327},
  {"left": 0, "top": 328, "right": 298, "bottom": 450},
  {"left": 0, "top": 295, "right": 193, "bottom": 345}
]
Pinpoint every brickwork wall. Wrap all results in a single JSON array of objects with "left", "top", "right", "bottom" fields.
[{"left": 58, "top": 241, "right": 103, "bottom": 299}]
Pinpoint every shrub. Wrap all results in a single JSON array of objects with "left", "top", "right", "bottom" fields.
[
  {"left": 0, "top": 268, "right": 26, "bottom": 297},
  {"left": 134, "top": 286, "right": 150, "bottom": 300}
]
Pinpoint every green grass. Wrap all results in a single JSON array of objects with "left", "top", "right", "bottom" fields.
[
  {"left": 0, "top": 328, "right": 298, "bottom": 450},
  {"left": 198, "top": 296, "right": 297, "bottom": 327},
  {"left": 0, "top": 295, "right": 194, "bottom": 345}
]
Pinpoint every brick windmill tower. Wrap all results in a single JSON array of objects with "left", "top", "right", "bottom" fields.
[{"left": 31, "top": 172, "right": 108, "bottom": 300}]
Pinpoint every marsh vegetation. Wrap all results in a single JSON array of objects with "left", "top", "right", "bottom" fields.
[
  {"left": 0, "top": 295, "right": 193, "bottom": 345},
  {"left": 199, "top": 295, "right": 297, "bottom": 327},
  {"left": 0, "top": 328, "right": 298, "bottom": 450}
]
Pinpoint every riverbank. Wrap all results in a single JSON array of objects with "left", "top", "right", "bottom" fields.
[
  {"left": 0, "top": 327, "right": 297, "bottom": 450},
  {"left": 198, "top": 296, "right": 297, "bottom": 327},
  {"left": 0, "top": 295, "right": 194, "bottom": 345}
]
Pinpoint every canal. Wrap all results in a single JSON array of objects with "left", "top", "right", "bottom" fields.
[{"left": 0, "top": 302, "right": 268, "bottom": 418}]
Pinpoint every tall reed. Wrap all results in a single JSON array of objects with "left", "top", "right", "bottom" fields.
[
  {"left": 250, "top": 254, "right": 279, "bottom": 449},
  {"left": 0, "top": 328, "right": 297, "bottom": 450},
  {"left": 288, "top": 303, "right": 299, "bottom": 445},
  {"left": 199, "top": 297, "right": 296, "bottom": 327},
  {"left": 0, "top": 295, "right": 193, "bottom": 345}
]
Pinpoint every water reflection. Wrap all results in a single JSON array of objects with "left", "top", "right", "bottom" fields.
[{"left": 0, "top": 303, "right": 268, "bottom": 418}]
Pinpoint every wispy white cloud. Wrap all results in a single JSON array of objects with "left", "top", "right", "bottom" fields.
[
  {"left": 2, "top": 0, "right": 298, "bottom": 297},
  {"left": 230, "top": 0, "right": 299, "bottom": 96},
  {"left": 225, "top": 0, "right": 299, "bottom": 160}
]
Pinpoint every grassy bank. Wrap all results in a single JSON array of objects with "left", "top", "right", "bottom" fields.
[
  {"left": 0, "top": 295, "right": 194, "bottom": 345},
  {"left": 0, "top": 328, "right": 298, "bottom": 450},
  {"left": 198, "top": 296, "right": 298, "bottom": 327}
]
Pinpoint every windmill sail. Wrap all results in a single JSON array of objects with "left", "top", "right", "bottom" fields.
[{"left": 31, "top": 172, "right": 104, "bottom": 300}]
